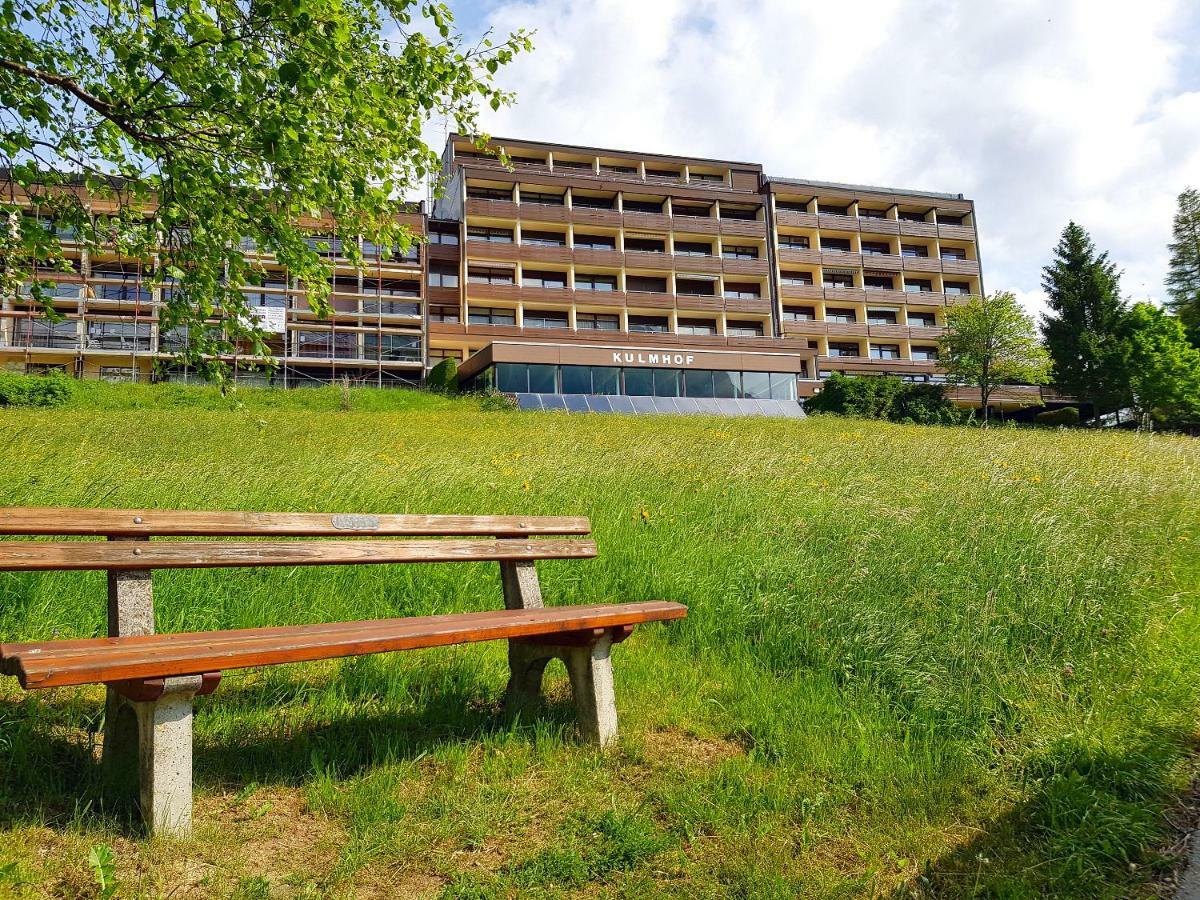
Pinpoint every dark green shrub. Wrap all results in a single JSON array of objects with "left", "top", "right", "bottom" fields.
[
  {"left": 426, "top": 357, "right": 459, "bottom": 394},
  {"left": 0, "top": 371, "right": 75, "bottom": 408},
  {"left": 805, "top": 373, "right": 962, "bottom": 425},
  {"left": 1035, "top": 406, "right": 1081, "bottom": 427}
]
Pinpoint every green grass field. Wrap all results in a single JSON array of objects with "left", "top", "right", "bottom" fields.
[{"left": 0, "top": 382, "right": 1197, "bottom": 898}]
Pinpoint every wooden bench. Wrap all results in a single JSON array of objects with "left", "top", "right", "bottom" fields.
[{"left": 0, "top": 507, "right": 686, "bottom": 837}]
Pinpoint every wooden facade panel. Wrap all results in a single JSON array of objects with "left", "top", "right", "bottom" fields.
[
  {"left": 675, "top": 256, "right": 722, "bottom": 275},
  {"left": 816, "top": 213, "right": 860, "bottom": 232},
  {"left": 622, "top": 212, "right": 672, "bottom": 231},
  {"left": 570, "top": 208, "right": 622, "bottom": 228},
  {"left": 777, "top": 248, "right": 823, "bottom": 266},
  {"left": 719, "top": 219, "right": 767, "bottom": 238},
  {"left": 721, "top": 258, "right": 770, "bottom": 277},
  {"left": 937, "top": 224, "right": 976, "bottom": 241},
  {"left": 898, "top": 221, "right": 939, "bottom": 238},
  {"left": 466, "top": 283, "right": 521, "bottom": 303},
  {"left": 781, "top": 284, "right": 824, "bottom": 301},
  {"left": 902, "top": 257, "right": 943, "bottom": 274},
  {"left": 673, "top": 216, "right": 720, "bottom": 235},
  {"left": 572, "top": 247, "right": 622, "bottom": 267},
  {"left": 775, "top": 210, "right": 819, "bottom": 229},
  {"left": 861, "top": 255, "right": 903, "bottom": 272},
  {"left": 518, "top": 204, "right": 571, "bottom": 225},
  {"left": 518, "top": 245, "right": 572, "bottom": 265},
  {"left": 626, "top": 292, "right": 675, "bottom": 309},
  {"left": 464, "top": 241, "right": 518, "bottom": 262},
  {"left": 941, "top": 258, "right": 980, "bottom": 276},
  {"left": 465, "top": 198, "right": 518, "bottom": 219},
  {"left": 821, "top": 250, "right": 863, "bottom": 268},
  {"left": 623, "top": 251, "right": 674, "bottom": 271}
]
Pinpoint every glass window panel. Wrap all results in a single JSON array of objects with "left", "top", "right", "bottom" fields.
[
  {"left": 495, "top": 363, "right": 527, "bottom": 393},
  {"left": 591, "top": 366, "right": 619, "bottom": 395},
  {"left": 683, "top": 369, "right": 714, "bottom": 398},
  {"left": 561, "top": 365, "right": 591, "bottom": 394},
  {"left": 527, "top": 364, "right": 557, "bottom": 393},
  {"left": 742, "top": 371, "right": 772, "bottom": 400},
  {"left": 769, "top": 373, "right": 797, "bottom": 401},
  {"left": 623, "top": 367, "right": 653, "bottom": 396},
  {"left": 713, "top": 371, "right": 740, "bottom": 398},
  {"left": 653, "top": 368, "right": 681, "bottom": 397}
]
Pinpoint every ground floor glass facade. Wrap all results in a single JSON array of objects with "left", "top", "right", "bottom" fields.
[{"left": 469, "top": 362, "right": 799, "bottom": 401}]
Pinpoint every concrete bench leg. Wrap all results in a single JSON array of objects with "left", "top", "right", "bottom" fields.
[
  {"left": 103, "top": 674, "right": 218, "bottom": 837},
  {"left": 505, "top": 631, "right": 621, "bottom": 748}
]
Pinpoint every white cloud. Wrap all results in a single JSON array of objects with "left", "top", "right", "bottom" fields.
[{"left": 445, "top": 0, "right": 1199, "bottom": 314}]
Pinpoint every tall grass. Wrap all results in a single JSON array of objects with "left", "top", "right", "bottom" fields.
[{"left": 0, "top": 382, "right": 1197, "bottom": 897}]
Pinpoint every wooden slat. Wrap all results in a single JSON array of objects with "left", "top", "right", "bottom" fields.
[
  {"left": 0, "top": 538, "right": 597, "bottom": 572},
  {"left": 0, "top": 507, "right": 591, "bottom": 538},
  {"left": 1, "top": 601, "right": 688, "bottom": 689}
]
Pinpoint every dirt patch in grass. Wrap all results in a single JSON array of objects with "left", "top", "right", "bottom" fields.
[{"left": 640, "top": 727, "right": 745, "bottom": 770}]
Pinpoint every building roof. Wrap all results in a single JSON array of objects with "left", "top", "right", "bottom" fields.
[
  {"left": 766, "top": 175, "right": 966, "bottom": 203},
  {"left": 448, "top": 134, "right": 763, "bottom": 170}
]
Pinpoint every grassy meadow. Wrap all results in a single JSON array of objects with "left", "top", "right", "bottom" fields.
[{"left": 0, "top": 382, "right": 1198, "bottom": 898}]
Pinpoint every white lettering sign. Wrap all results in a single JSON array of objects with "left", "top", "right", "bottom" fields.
[{"left": 609, "top": 351, "right": 699, "bottom": 367}]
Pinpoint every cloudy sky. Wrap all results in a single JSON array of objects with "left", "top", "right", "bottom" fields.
[{"left": 433, "top": 0, "right": 1199, "bottom": 318}]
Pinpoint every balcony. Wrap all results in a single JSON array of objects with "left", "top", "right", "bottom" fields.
[
  {"left": 937, "top": 223, "right": 975, "bottom": 241},
  {"left": 719, "top": 218, "right": 767, "bottom": 238},
  {"left": 518, "top": 203, "right": 571, "bottom": 225},
  {"left": 515, "top": 284, "right": 574, "bottom": 304},
  {"left": 465, "top": 197, "right": 517, "bottom": 219},
  {"left": 777, "top": 247, "right": 822, "bottom": 265},
  {"left": 781, "top": 283, "right": 823, "bottom": 301},
  {"left": 570, "top": 208, "right": 622, "bottom": 228},
  {"left": 572, "top": 289, "right": 627, "bottom": 308},
  {"left": 774, "top": 209, "right": 819, "bottom": 229},
  {"left": 518, "top": 244, "right": 572, "bottom": 265},
  {"left": 623, "top": 250, "right": 673, "bottom": 271},
  {"left": 898, "top": 220, "right": 938, "bottom": 238},
  {"left": 860, "top": 253, "right": 903, "bottom": 272},
  {"left": 816, "top": 213, "right": 860, "bottom": 232},
  {"left": 464, "top": 240, "right": 518, "bottom": 262},
  {"left": 625, "top": 290, "right": 675, "bottom": 310},
  {"left": 466, "top": 282, "right": 521, "bottom": 303},
  {"left": 427, "top": 243, "right": 461, "bottom": 262},
  {"left": 941, "top": 257, "right": 980, "bottom": 276},
  {"left": 675, "top": 295, "right": 725, "bottom": 313},
  {"left": 622, "top": 211, "right": 671, "bottom": 231},
  {"left": 572, "top": 246, "right": 620, "bottom": 267},
  {"left": 723, "top": 297, "right": 771, "bottom": 315},
  {"left": 902, "top": 256, "right": 943, "bottom": 274},
  {"left": 858, "top": 217, "right": 899, "bottom": 235},
  {"left": 674, "top": 255, "right": 722, "bottom": 275},
  {"left": 820, "top": 249, "right": 863, "bottom": 267},
  {"left": 821, "top": 286, "right": 867, "bottom": 302},
  {"left": 861, "top": 287, "right": 909, "bottom": 304},
  {"left": 673, "top": 215, "right": 720, "bottom": 235},
  {"left": 721, "top": 257, "right": 769, "bottom": 277}
]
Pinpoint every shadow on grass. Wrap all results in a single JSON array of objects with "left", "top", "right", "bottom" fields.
[
  {"left": 893, "top": 733, "right": 1199, "bottom": 898},
  {"left": 0, "top": 671, "right": 582, "bottom": 837}
]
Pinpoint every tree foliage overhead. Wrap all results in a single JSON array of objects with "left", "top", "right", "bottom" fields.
[
  {"left": 1039, "top": 222, "right": 1128, "bottom": 416},
  {"left": 0, "top": 0, "right": 531, "bottom": 383},
  {"left": 938, "top": 291, "right": 1051, "bottom": 424},
  {"left": 1165, "top": 186, "right": 1200, "bottom": 348}
]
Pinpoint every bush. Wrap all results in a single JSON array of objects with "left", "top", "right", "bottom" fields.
[
  {"left": 1035, "top": 406, "right": 1081, "bottom": 427},
  {"left": 0, "top": 371, "right": 75, "bottom": 408},
  {"left": 426, "top": 357, "right": 459, "bottom": 394},
  {"left": 805, "top": 373, "right": 963, "bottom": 425}
]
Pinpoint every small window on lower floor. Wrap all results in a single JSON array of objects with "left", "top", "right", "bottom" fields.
[
  {"left": 911, "top": 346, "right": 939, "bottom": 361},
  {"left": 576, "top": 312, "right": 620, "bottom": 331},
  {"left": 869, "top": 343, "right": 901, "bottom": 359},
  {"left": 467, "top": 306, "right": 516, "bottom": 326},
  {"left": 726, "top": 320, "right": 764, "bottom": 337},
  {"left": 523, "top": 310, "right": 569, "bottom": 329},
  {"left": 828, "top": 343, "right": 860, "bottom": 357},
  {"left": 782, "top": 306, "right": 816, "bottom": 321},
  {"left": 676, "top": 317, "right": 717, "bottom": 336},
  {"left": 628, "top": 315, "right": 668, "bottom": 333}
]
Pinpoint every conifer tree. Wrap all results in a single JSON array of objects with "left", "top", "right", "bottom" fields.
[
  {"left": 1165, "top": 187, "right": 1200, "bottom": 347},
  {"left": 1039, "top": 223, "right": 1128, "bottom": 420}
]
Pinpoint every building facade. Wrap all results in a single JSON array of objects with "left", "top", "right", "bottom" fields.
[{"left": 1, "top": 134, "right": 1041, "bottom": 409}]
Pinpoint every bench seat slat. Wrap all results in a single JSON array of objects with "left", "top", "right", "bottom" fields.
[
  {"left": 0, "top": 538, "right": 597, "bottom": 571},
  {"left": 0, "top": 507, "right": 591, "bottom": 537},
  {"left": 1, "top": 601, "right": 687, "bottom": 690}
]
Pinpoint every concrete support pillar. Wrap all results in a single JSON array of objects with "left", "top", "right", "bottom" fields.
[{"left": 505, "top": 634, "right": 620, "bottom": 747}]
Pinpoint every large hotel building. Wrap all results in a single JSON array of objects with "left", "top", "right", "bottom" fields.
[{"left": 0, "top": 134, "right": 1043, "bottom": 412}]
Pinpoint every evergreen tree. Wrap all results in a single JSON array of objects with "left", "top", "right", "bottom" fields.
[
  {"left": 1165, "top": 187, "right": 1200, "bottom": 347},
  {"left": 1040, "top": 223, "right": 1128, "bottom": 420}
]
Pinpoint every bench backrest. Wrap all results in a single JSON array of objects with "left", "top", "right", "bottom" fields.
[{"left": 0, "top": 507, "right": 596, "bottom": 571}]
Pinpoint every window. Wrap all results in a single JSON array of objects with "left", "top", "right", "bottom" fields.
[
  {"left": 690, "top": 172, "right": 725, "bottom": 184},
  {"left": 428, "top": 262, "right": 459, "bottom": 288},
  {"left": 427, "top": 348, "right": 464, "bottom": 362},
  {"left": 741, "top": 371, "right": 771, "bottom": 399},
  {"left": 904, "top": 279, "right": 934, "bottom": 293},
  {"left": 576, "top": 312, "right": 619, "bottom": 331},
  {"left": 820, "top": 237, "right": 853, "bottom": 252},
  {"left": 726, "top": 320, "right": 764, "bottom": 337},
  {"left": 828, "top": 342, "right": 861, "bottom": 357},
  {"left": 720, "top": 206, "right": 758, "bottom": 221},
  {"left": 673, "top": 204, "right": 710, "bottom": 218},
  {"left": 723, "top": 282, "right": 761, "bottom": 299},
  {"left": 674, "top": 241, "right": 713, "bottom": 256},
  {"left": 779, "top": 235, "right": 810, "bottom": 250},
  {"left": 561, "top": 365, "right": 594, "bottom": 394},
  {"left": 599, "top": 163, "right": 638, "bottom": 176},
  {"left": 818, "top": 204, "right": 849, "bottom": 216},
  {"left": 524, "top": 310, "right": 569, "bottom": 329},
  {"left": 467, "top": 186, "right": 512, "bottom": 201},
  {"left": 625, "top": 237, "right": 665, "bottom": 253},
  {"left": 776, "top": 200, "right": 810, "bottom": 212},
  {"left": 823, "top": 272, "right": 855, "bottom": 289},
  {"left": 520, "top": 190, "right": 565, "bottom": 206},
  {"left": 898, "top": 211, "right": 927, "bottom": 223},
  {"left": 911, "top": 346, "right": 939, "bottom": 361},
  {"left": 87, "top": 321, "right": 152, "bottom": 350},
  {"left": 722, "top": 244, "right": 758, "bottom": 259},
  {"left": 522, "top": 230, "right": 566, "bottom": 246},
  {"left": 676, "top": 278, "right": 715, "bottom": 296},
  {"left": 572, "top": 194, "right": 614, "bottom": 210},
  {"left": 780, "top": 271, "right": 814, "bottom": 286},
  {"left": 860, "top": 241, "right": 891, "bottom": 256},
  {"left": 574, "top": 233, "right": 616, "bottom": 250},
  {"left": 867, "top": 309, "right": 898, "bottom": 325},
  {"left": 364, "top": 334, "right": 421, "bottom": 361},
  {"left": 622, "top": 367, "right": 653, "bottom": 396},
  {"left": 943, "top": 281, "right": 971, "bottom": 296},
  {"left": 553, "top": 159, "right": 593, "bottom": 171},
  {"left": 467, "top": 306, "right": 516, "bottom": 326},
  {"left": 900, "top": 244, "right": 929, "bottom": 258},
  {"left": 428, "top": 304, "right": 460, "bottom": 323},
  {"left": 864, "top": 275, "right": 896, "bottom": 291},
  {"left": 522, "top": 270, "right": 568, "bottom": 289},
  {"left": 859, "top": 208, "right": 887, "bottom": 219},
  {"left": 99, "top": 366, "right": 138, "bottom": 382},
  {"left": 676, "top": 317, "right": 717, "bottom": 335},
  {"left": 644, "top": 168, "right": 679, "bottom": 181},
  {"left": 826, "top": 308, "right": 857, "bottom": 324},
  {"left": 870, "top": 343, "right": 901, "bottom": 359},
  {"left": 627, "top": 275, "right": 667, "bottom": 293},
  {"left": 468, "top": 266, "right": 514, "bottom": 285},
  {"left": 940, "top": 247, "right": 967, "bottom": 261},
  {"left": 575, "top": 273, "right": 618, "bottom": 292},
  {"left": 467, "top": 226, "right": 514, "bottom": 243},
  {"left": 938, "top": 214, "right": 966, "bottom": 226},
  {"left": 623, "top": 198, "right": 664, "bottom": 213},
  {"left": 509, "top": 155, "right": 545, "bottom": 168},
  {"left": 908, "top": 312, "right": 937, "bottom": 327},
  {"left": 333, "top": 276, "right": 361, "bottom": 296},
  {"left": 628, "top": 315, "right": 668, "bottom": 333},
  {"left": 782, "top": 306, "right": 815, "bottom": 322}
]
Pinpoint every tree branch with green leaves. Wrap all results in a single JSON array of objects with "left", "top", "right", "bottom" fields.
[{"left": 0, "top": 0, "right": 532, "bottom": 384}]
